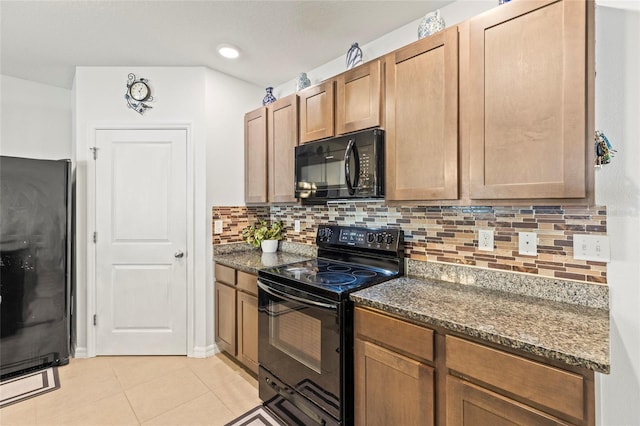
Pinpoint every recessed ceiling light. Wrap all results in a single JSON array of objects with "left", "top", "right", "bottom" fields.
[{"left": 218, "top": 44, "right": 240, "bottom": 59}]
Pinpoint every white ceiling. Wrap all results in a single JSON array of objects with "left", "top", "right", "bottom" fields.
[{"left": 1, "top": 0, "right": 453, "bottom": 90}]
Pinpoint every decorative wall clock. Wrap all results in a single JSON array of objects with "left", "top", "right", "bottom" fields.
[{"left": 125, "top": 73, "right": 153, "bottom": 114}]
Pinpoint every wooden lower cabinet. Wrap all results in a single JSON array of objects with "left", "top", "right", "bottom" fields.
[
  {"left": 214, "top": 280, "right": 236, "bottom": 354},
  {"left": 354, "top": 307, "right": 595, "bottom": 426},
  {"left": 447, "top": 376, "right": 570, "bottom": 426},
  {"left": 214, "top": 264, "right": 258, "bottom": 374},
  {"left": 236, "top": 290, "right": 258, "bottom": 374},
  {"left": 354, "top": 307, "right": 435, "bottom": 426},
  {"left": 354, "top": 339, "right": 434, "bottom": 426}
]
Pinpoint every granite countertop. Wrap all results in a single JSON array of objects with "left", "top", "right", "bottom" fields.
[
  {"left": 351, "top": 276, "right": 610, "bottom": 373},
  {"left": 214, "top": 250, "right": 311, "bottom": 275}
]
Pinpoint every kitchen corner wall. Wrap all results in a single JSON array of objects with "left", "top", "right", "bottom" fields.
[{"left": 213, "top": 203, "right": 607, "bottom": 284}]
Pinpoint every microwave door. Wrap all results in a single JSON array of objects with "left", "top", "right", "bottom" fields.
[
  {"left": 297, "top": 141, "right": 347, "bottom": 198},
  {"left": 344, "top": 138, "right": 360, "bottom": 195}
]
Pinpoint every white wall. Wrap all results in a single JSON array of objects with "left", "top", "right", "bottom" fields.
[
  {"left": 594, "top": 6, "right": 640, "bottom": 425},
  {"left": 0, "top": 75, "right": 72, "bottom": 159},
  {"left": 204, "top": 69, "right": 262, "bottom": 350},
  {"left": 73, "top": 66, "right": 259, "bottom": 357}
]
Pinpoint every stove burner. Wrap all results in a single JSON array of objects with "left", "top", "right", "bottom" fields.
[
  {"left": 353, "top": 270, "right": 377, "bottom": 278},
  {"left": 306, "top": 272, "right": 356, "bottom": 285},
  {"left": 327, "top": 265, "right": 351, "bottom": 272},
  {"left": 316, "top": 260, "right": 329, "bottom": 267}
]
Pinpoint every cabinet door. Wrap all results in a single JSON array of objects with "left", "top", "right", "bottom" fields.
[
  {"left": 336, "top": 60, "right": 382, "bottom": 134},
  {"left": 446, "top": 376, "right": 569, "bottom": 426},
  {"left": 299, "top": 80, "right": 335, "bottom": 143},
  {"left": 237, "top": 291, "right": 258, "bottom": 374},
  {"left": 268, "top": 94, "right": 298, "bottom": 203},
  {"left": 354, "top": 339, "right": 434, "bottom": 426},
  {"left": 467, "top": 0, "right": 590, "bottom": 199},
  {"left": 244, "top": 107, "right": 268, "bottom": 203},
  {"left": 385, "top": 27, "right": 459, "bottom": 201},
  {"left": 215, "top": 281, "right": 236, "bottom": 355}
]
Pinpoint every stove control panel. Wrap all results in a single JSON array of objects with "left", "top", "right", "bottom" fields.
[{"left": 316, "top": 225, "right": 403, "bottom": 253}]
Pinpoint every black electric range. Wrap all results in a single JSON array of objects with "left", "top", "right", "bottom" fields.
[{"left": 257, "top": 225, "right": 404, "bottom": 425}]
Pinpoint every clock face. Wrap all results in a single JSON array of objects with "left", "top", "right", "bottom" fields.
[{"left": 129, "top": 81, "right": 150, "bottom": 101}]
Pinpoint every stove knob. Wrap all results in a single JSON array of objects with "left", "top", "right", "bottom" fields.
[
  {"left": 386, "top": 235, "right": 394, "bottom": 245},
  {"left": 367, "top": 233, "right": 375, "bottom": 243},
  {"left": 318, "top": 228, "right": 326, "bottom": 238},
  {"left": 376, "top": 233, "right": 384, "bottom": 244}
]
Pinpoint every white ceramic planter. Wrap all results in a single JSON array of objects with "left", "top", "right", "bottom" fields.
[{"left": 261, "top": 239, "right": 278, "bottom": 253}]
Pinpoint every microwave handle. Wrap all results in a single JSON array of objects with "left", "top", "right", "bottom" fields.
[
  {"left": 344, "top": 138, "right": 360, "bottom": 195},
  {"left": 257, "top": 280, "right": 338, "bottom": 310}
]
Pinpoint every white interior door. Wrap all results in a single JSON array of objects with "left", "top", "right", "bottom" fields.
[{"left": 95, "top": 129, "right": 187, "bottom": 355}]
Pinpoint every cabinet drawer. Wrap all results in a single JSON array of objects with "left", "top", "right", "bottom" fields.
[
  {"left": 355, "top": 307, "right": 434, "bottom": 362},
  {"left": 215, "top": 263, "right": 236, "bottom": 286},
  {"left": 237, "top": 271, "right": 258, "bottom": 296},
  {"left": 446, "top": 336, "right": 584, "bottom": 421}
]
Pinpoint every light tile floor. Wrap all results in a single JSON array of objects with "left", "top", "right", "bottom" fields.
[{"left": 0, "top": 353, "right": 260, "bottom": 426}]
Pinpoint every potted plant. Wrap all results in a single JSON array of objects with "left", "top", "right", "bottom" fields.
[{"left": 242, "top": 220, "right": 284, "bottom": 253}]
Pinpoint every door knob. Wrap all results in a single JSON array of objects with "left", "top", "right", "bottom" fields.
[{"left": 174, "top": 250, "right": 184, "bottom": 258}]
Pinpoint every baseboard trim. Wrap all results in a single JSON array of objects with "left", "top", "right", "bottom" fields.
[
  {"left": 192, "top": 344, "right": 219, "bottom": 358},
  {"left": 73, "top": 346, "right": 89, "bottom": 358}
]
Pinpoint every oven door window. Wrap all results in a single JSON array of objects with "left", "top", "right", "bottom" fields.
[
  {"left": 258, "top": 283, "right": 341, "bottom": 419},
  {"left": 270, "top": 303, "right": 323, "bottom": 373}
]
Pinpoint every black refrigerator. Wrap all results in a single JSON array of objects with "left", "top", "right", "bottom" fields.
[{"left": 0, "top": 156, "right": 71, "bottom": 379}]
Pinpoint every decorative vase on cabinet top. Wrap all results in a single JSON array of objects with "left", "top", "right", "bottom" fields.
[
  {"left": 346, "top": 42, "right": 363, "bottom": 70},
  {"left": 418, "top": 9, "right": 445, "bottom": 39},
  {"left": 262, "top": 87, "right": 276, "bottom": 106},
  {"left": 296, "top": 72, "right": 311, "bottom": 91}
]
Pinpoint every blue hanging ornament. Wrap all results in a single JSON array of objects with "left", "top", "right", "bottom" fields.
[
  {"left": 594, "top": 130, "right": 616, "bottom": 167},
  {"left": 346, "top": 43, "right": 363, "bottom": 70}
]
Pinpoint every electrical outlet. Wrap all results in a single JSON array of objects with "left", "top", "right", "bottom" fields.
[
  {"left": 294, "top": 220, "right": 301, "bottom": 232},
  {"left": 478, "top": 229, "right": 494, "bottom": 251},
  {"left": 573, "top": 234, "right": 610, "bottom": 262},
  {"left": 214, "top": 220, "right": 223, "bottom": 234},
  {"left": 518, "top": 232, "right": 537, "bottom": 256}
]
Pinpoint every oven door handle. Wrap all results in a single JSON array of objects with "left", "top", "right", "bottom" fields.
[{"left": 258, "top": 281, "right": 338, "bottom": 310}]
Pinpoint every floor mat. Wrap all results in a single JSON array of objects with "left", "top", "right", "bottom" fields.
[
  {"left": 0, "top": 367, "right": 59, "bottom": 408},
  {"left": 225, "top": 405, "right": 286, "bottom": 426}
]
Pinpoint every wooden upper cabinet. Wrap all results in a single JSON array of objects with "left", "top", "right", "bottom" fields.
[
  {"left": 385, "top": 26, "right": 459, "bottom": 201},
  {"left": 336, "top": 60, "right": 383, "bottom": 135},
  {"left": 244, "top": 107, "right": 268, "bottom": 204},
  {"left": 467, "top": 0, "right": 592, "bottom": 200},
  {"left": 268, "top": 94, "right": 299, "bottom": 204},
  {"left": 299, "top": 80, "right": 335, "bottom": 143}
]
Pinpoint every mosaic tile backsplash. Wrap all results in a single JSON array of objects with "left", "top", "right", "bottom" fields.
[{"left": 212, "top": 202, "right": 607, "bottom": 284}]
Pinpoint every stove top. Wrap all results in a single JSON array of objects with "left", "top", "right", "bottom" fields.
[
  {"left": 258, "top": 225, "right": 404, "bottom": 301},
  {"left": 261, "top": 258, "right": 397, "bottom": 296}
]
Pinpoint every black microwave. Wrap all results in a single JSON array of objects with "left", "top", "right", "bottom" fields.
[{"left": 294, "top": 128, "right": 384, "bottom": 201}]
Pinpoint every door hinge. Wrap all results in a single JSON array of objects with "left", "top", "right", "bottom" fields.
[
  {"left": 93, "top": 314, "right": 97, "bottom": 326},
  {"left": 90, "top": 147, "right": 99, "bottom": 160},
  {"left": 93, "top": 232, "right": 97, "bottom": 243}
]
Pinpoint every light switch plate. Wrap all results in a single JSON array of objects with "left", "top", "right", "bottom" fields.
[
  {"left": 478, "top": 229, "right": 494, "bottom": 251},
  {"left": 518, "top": 232, "right": 537, "bottom": 256},
  {"left": 294, "top": 220, "right": 301, "bottom": 232},
  {"left": 214, "top": 220, "right": 223, "bottom": 234},
  {"left": 573, "top": 234, "right": 610, "bottom": 262}
]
